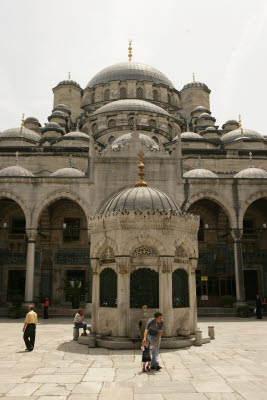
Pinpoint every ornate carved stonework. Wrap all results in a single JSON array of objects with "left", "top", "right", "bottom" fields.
[
  {"left": 99, "top": 246, "right": 115, "bottom": 265},
  {"left": 26, "top": 229, "right": 38, "bottom": 242},
  {"left": 160, "top": 257, "right": 173, "bottom": 273},
  {"left": 132, "top": 244, "right": 157, "bottom": 257},
  {"left": 174, "top": 246, "right": 189, "bottom": 264}
]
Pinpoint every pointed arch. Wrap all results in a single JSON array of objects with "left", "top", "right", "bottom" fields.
[{"left": 0, "top": 190, "right": 31, "bottom": 229}]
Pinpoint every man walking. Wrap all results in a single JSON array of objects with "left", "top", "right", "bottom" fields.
[
  {"left": 143, "top": 312, "right": 164, "bottom": 371},
  {"left": 23, "top": 305, "right": 38, "bottom": 351}
]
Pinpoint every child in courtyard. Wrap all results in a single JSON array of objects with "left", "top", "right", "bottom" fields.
[{"left": 141, "top": 339, "right": 152, "bottom": 372}]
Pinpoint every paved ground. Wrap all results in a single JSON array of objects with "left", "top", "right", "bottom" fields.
[{"left": 0, "top": 317, "right": 267, "bottom": 400}]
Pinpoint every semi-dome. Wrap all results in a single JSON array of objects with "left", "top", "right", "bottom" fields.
[
  {"left": 62, "top": 131, "right": 89, "bottom": 140},
  {"left": 184, "top": 168, "right": 218, "bottom": 178},
  {"left": 234, "top": 167, "right": 267, "bottom": 179},
  {"left": 0, "top": 127, "right": 41, "bottom": 143},
  {"left": 50, "top": 167, "right": 86, "bottom": 177},
  {"left": 0, "top": 165, "right": 34, "bottom": 177},
  {"left": 100, "top": 186, "right": 180, "bottom": 214},
  {"left": 182, "top": 81, "right": 210, "bottom": 93},
  {"left": 222, "top": 128, "right": 263, "bottom": 143},
  {"left": 111, "top": 132, "right": 159, "bottom": 150},
  {"left": 54, "top": 79, "right": 81, "bottom": 90},
  {"left": 93, "top": 99, "right": 170, "bottom": 117},
  {"left": 174, "top": 132, "right": 203, "bottom": 140},
  {"left": 86, "top": 62, "right": 174, "bottom": 89}
]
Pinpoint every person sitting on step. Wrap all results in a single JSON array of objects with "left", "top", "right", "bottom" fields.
[{"left": 74, "top": 309, "right": 87, "bottom": 336}]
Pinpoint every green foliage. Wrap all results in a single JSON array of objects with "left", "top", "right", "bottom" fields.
[
  {"left": 221, "top": 295, "right": 235, "bottom": 307},
  {"left": 236, "top": 304, "right": 250, "bottom": 317},
  {"left": 9, "top": 293, "right": 24, "bottom": 307}
]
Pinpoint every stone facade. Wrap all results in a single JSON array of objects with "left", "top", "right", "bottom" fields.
[{"left": 0, "top": 59, "right": 266, "bottom": 310}]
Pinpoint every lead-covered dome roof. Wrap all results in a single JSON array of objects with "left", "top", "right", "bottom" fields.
[
  {"left": 87, "top": 62, "right": 174, "bottom": 89},
  {"left": 54, "top": 79, "right": 81, "bottom": 90},
  {"left": 111, "top": 132, "right": 159, "bottom": 150},
  {"left": 0, "top": 127, "right": 41, "bottom": 143},
  {"left": 234, "top": 167, "right": 267, "bottom": 179},
  {"left": 182, "top": 81, "right": 210, "bottom": 93},
  {"left": 62, "top": 131, "right": 89, "bottom": 140},
  {"left": 100, "top": 186, "right": 180, "bottom": 214},
  {"left": 173, "top": 131, "right": 204, "bottom": 140},
  {"left": 222, "top": 128, "right": 263, "bottom": 143},
  {"left": 184, "top": 168, "right": 218, "bottom": 178},
  {"left": 0, "top": 165, "right": 34, "bottom": 177},
  {"left": 50, "top": 167, "right": 86, "bottom": 177},
  {"left": 93, "top": 99, "right": 170, "bottom": 117}
]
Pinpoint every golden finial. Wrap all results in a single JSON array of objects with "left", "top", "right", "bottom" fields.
[
  {"left": 193, "top": 73, "right": 196, "bottom": 82},
  {"left": 238, "top": 114, "right": 242, "bottom": 128},
  {"left": 135, "top": 151, "right": 147, "bottom": 187},
  {"left": 68, "top": 72, "right": 71, "bottom": 80},
  {"left": 128, "top": 40, "right": 132, "bottom": 62},
  {"left": 21, "top": 113, "right": 25, "bottom": 127}
]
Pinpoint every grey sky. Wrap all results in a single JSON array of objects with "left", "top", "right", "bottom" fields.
[{"left": 0, "top": 0, "right": 266, "bottom": 133}]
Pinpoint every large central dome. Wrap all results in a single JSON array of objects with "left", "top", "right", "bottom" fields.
[{"left": 86, "top": 62, "right": 174, "bottom": 89}]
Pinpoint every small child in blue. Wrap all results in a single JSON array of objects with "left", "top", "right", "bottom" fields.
[{"left": 141, "top": 339, "right": 151, "bottom": 372}]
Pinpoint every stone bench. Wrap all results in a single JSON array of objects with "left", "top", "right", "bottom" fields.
[{"left": 73, "top": 324, "right": 92, "bottom": 341}]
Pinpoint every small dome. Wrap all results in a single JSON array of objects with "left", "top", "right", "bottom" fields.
[
  {"left": 222, "top": 128, "right": 263, "bottom": 143},
  {"left": 53, "top": 104, "right": 70, "bottom": 113},
  {"left": 62, "top": 131, "right": 89, "bottom": 140},
  {"left": 86, "top": 62, "right": 174, "bottom": 89},
  {"left": 51, "top": 111, "right": 66, "bottom": 117},
  {"left": 174, "top": 131, "right": 203, "bottom": 140},
  {"left": 24, "top": 116, "right": 40, "bottom": 125},
  {"left": 93, "top": 99, "right": 170, "bottom": 117},
  {"left": 50, "top": 167, "right": 86, "bottom": 177},
  {"left": 0, "top": 165, "right": 34, "bottom": 177},
  {"left": 111, "top": 132, "right": 159, "bottom": 150},
  {"left": 192, "top": 106, "right": 211, "bottom": 114},
  {"left": 198, "top": 113, "right": 216, "bottom": 120},
  {"left": 184, "top": 168, "right": 218, "bottom": 178},
  {"left": 234, "top": 167, "right": 267, "bottom": 179},
  {"left": 100, "top": 186, "right": 180, "bottom": 214},
  {"left": 204, "top": 126, "right": 217, "bottom": 132},
  {"left": 182, "top": 81, "right": 210, "bottom": 93},
  {"left": 0, "top": 127, "right": 41, "bottom": 143},
  {"left": 54, "top": 80, "right": 81, "bottom": 90},
  {"left": 42, "top": 122, "right": 64, "bottom": 134}
]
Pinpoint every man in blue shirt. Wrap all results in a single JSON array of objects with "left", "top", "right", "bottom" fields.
[{"left": 143, "top": 312, "right": 164, "bottom": 371}]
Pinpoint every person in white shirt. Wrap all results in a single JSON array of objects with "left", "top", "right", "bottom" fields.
[{"left": 74, "top": 309, "right": 87, "bottom": 336}]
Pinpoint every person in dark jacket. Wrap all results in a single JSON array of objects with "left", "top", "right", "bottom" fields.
[
  {"left": 44, "top": 297, "right": 49, "bottom": 319},
  {"left": 256, "top": 294, "right": 263, "bottom": 319}
]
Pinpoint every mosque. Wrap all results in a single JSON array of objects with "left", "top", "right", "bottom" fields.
[{"left": 0, "top": 41, "right": 267, "bottom": 321}]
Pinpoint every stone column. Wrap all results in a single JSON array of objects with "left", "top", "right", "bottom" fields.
[
  {"left": 189, "top": 258, "right": 198, "bottom": 333},
  {"left": 159, "top": 257, "right": 173, "bottom": 337},
  {"left": 116, "top": 258, "right": 129, "bottom": 337},
  {"left": 231, "top": 229, "right": 245, "bottom": 303},
  {"left": 24, "top": 229, "right": 38, "bottom": 303},
  {"left": 91, "top": 259, "right": 99, "bottom": 334}
]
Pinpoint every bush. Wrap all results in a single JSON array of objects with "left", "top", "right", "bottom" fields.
[
  {"left": 221, "top": 295, "right": 235, "bottom": 308},
  {"left": 237, "top": 305, "right": 250, "bottom": 318}
]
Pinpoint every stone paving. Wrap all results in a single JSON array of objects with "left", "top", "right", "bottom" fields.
[{"left": 0, "top": 317, "right": 267, "bottom": 400}]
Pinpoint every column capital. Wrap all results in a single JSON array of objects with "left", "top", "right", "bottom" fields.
[
  {"left": 160, "top": 257, "right": 174, "bottom": 274},
  {"left": 91, "top": 258, "right": 99, "bottom": 275},
  {"left": 189, "top": 257, "right": 198, "bottom": 270},
  {"left": 231, "top": 228, "right": 243, "bottom": 241},
  {"left": 26, "top": 229, "right": 38, "bottom": 242},
  {"left": 115, "top": 256, "right": 129, "bottom": 274}
]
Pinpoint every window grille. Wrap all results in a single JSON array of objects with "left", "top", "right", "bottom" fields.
[
  {"left": 120, "top": 87, "right": 127, "bottom": 99},
  {"left": 108, "top": 119, "right": 116, "bottom": 128},
  {"left": 136, "top": 87, "right": 143, "bottom": 99},
  {"left": 104, "top": 89, "right": 110, "bottom": 101},
  {"left": 63, "top": 218, "right": 80, "bottom": 242},
  {"left": 128, "top": 117, "right": 134, "bottom": 125},
  {"left": 172, "top": 269, "right": 189, "bottom": 308},
  {"left": 132, "top": 244, "right": 158, "bottom": 257},
  {"left": 100, "top": 268, "right": 117, "bottom": 307},
  {"left": 130, "top": 268, "right": 159, "bottom": 308},
  {"left": 149, "top": 119, "right": 157, "bottom": 128},
  {"left": 153, "top": 90, "right": 158, "bottom": 101}
]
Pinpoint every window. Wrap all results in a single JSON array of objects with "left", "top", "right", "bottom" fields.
[
  {"left": 198, "top": 219, "right": 204, "bottom": 241},
  {"left": 130, "top": 268, "right": 159, "bottom": 308},
  {"left": 168, "top": 93, "right": 171, "bottom": 104},
  {"left": 108, "top": 136, "right": 115, "bottom": 144},
  {"left": 108, "top": 119, "right": 116, "bottom": 128},
  {"left": 10, "top": 217, "right": 26, "bottom": 234},
  {"left": 172, "top": 269, "right": 189, "bottom": 308},
  {"left": 91, "top": 123, "right": 98, "bottom": 134},
  {"left": 149, "top": 119, "right": 157, "bottom": 128},
  {"left": 100, "top": 268, "right": 117, "bottom": 307},
  {"left": 63, "top": 218, "right": 80, "bottom": 242},
  {"left": 104, "top": 89, "right": 110, "bottom": 101},
  {"left": 91, "top": 92, "right": 95, "bottom": 103},
  {"left": 152, "top": 135, "right": 158, "bottom": 143},
  {"left": 136, "top": 87, "right": 143, "bottom": 99},
  {"left": 120, "top": 87, "right": 127, "bottom": 99},
  {"left": 153, "top": 90, "right": 158, "bottom": 101},
  {"left": 243, "top": 219, "right": 254, "bottom": 234},
  {"left": 128, "top": 117, "right": 134, "bottom": 126}
]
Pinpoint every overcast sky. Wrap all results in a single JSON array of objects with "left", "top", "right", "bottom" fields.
[{"left": 0, "top": 0, "right": 266, "bottom": 133}]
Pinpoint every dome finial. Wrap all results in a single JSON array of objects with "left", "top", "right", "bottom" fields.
[
  {"left": 193, "top": 73, "right": 195, "bottom": 82},
  {"left": 128, "top": 39, "right": 132, "bottom": 62},
  {"left": 135, "top": 151, "right": 147, "bottom": 187},
  {"left": 15, "top": 151, "right": 19, "bottom": 166},
  {"left": 238, "top": 114, "right": 242, "bottom": 128},
  {"left": 249, "top": 151, "right": 254, "bottom": 168},
  {"left": 69, "top": 153, "right": 73, "bottom": 168},
  {"left": 21, "top": 113, "right": 25, "bottom": 127},
  {"left": 68, "top": 72, "right": 71, "bottom": 80}
]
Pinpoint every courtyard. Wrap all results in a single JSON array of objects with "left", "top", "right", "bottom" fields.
[{"left": 0, "top": 318, "right": 267, "bottom": 399}]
